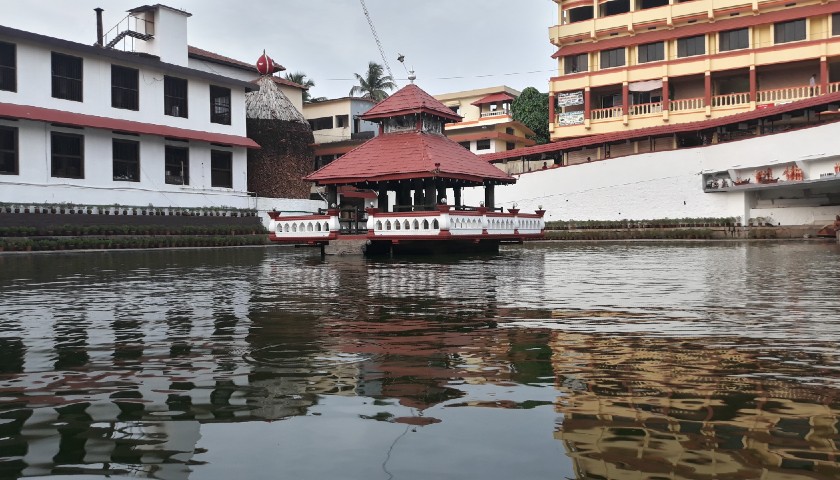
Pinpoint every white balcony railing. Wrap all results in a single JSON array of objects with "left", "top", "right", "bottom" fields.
[
  {"left": 757, "top": 85, "right": 818, "bottom": 104},
  {"left": 712, "top": 92, "right": 750, "bottom": 107},
  {"left": 629, "top": 102, "right": 662, "bottom": 116},
  {"left": 480, "top": 110, "right": 511, "bottom": 118},
  {"left": 591, "top": 106, "right": 623, "bottom": 121},
  {"left": 670, "top": 97, "right": 704, "bottom": 112}
]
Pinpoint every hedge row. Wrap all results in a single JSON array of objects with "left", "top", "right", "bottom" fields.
[
  {"left": 0, "top": 224, "right": 266, "bottom": 238},
  {"left": 0, "top": 235, "right": 269, "bottom": 252},
  {"left": 545, "top": 229, "right": 715, "bottom": 240}
]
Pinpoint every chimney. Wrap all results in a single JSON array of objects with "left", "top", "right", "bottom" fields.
[{"left": 94, "top": 8, "right": 104, "bottom": 46}]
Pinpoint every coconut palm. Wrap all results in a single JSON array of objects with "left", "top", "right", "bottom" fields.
[
  {"left": 284, "top": 72, "right": 326, "bottom": 103},
  {"left": 349, "top": 62, "right": 396, "bottom": 101}
]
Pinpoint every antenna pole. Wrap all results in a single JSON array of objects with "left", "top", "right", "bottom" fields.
[{"left": 358, "top": 0, "right": 395, "bottom": 81}]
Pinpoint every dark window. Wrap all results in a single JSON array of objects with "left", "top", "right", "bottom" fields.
[
  {"left": 568, "top": 6, "right": 594, "bottom": 23},
  {"left": 210, "top": 85, "right": 231, "bottom": 125},
  {"left": 600, "top": 48, "right": 626, "bottom": 69},
  {"left": 111, "top": 65, "right": 139, "bottom": 110},
  {"left": 476, "top": 139, "right": 491, "bottom": 150},
  {"left": 638, "top": 0, "right": 668, "bottom": 9},
  {"left": 51, "top": 132, "right": 84, "bottom": 178},
  {"left": 211, "top": 150, "right": 233, "bottom": 188},
  {"left": 638, "top": 42, "right": 664, "bottom": 63},
  {"left": 336, "top": 115, "right": 349, "bottom": 128},
  {"left": 315, "top": 155, "right": 335, "bottom": 169},
  {"left": 164, "top": 76, "right": 188, "bottom": 118},
  {"left": 0, "top": 126, "right": 18, "bottom": 175},
  {"left": 774, "top": 19, "right": 806, "bottom": 44},
  {"left": 0, "top": 41, "right": 16, "bottom": 92},
  {"left": 165, "top": 145, "right": 189, "bottom": 185},
  {"left": 833, "top": 13, "right": 840, "bottom": 36},
  {"left": 113, "top": 139, "right": 139, "bottom": 182},
  {"left": 506, "top": 127, "right": 515, "bottom": 135},
  {"left": 458, "top": 141, "right": 471, "bottom": 150},
  {"left": 308, "top": 116, "right": 333, "bottom": 130},
  {"left": 719, "top": 28, "right": 749, "bottom": 52},
  {"left": 564, "top": 53, "right": 588, "bottom": 74},
  {"left": 601, "top": 0, "right": 630, "bottom": 17},
  {"left": 51, "top": 52, "right": 83, "bottom": 101},
  {"left": 506, "top": 142, "right": 516, "bottom": 150},
  {"left": 677, "top": 35, "right": 706, "bottom": 57}
]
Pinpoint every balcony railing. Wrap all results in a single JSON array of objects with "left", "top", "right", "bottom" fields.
[
  {"left": 591, "top": 106, "right": 623, "bottom": 120},
  {"left": 480, "top": 110, "right": 511, "bottom": 118},
  {"left": 670, "top": 97, "right": 704, "bottom": 112},
  {"left": 629, "top": 102, "right": 662, "bottom": 116},
  {"left": 712, "top": 92, "right": 750, "bottom": 107},
  {"left": 830, "top": 82, "right": 840, "bottom": 94},
  {"left": 757, "top": 85, "right": 818, "bottom": 104}
]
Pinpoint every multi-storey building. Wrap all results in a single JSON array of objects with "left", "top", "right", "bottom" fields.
[
  {"left": 0, "top": 5, "right": 262, "bottom": 210},
  {"left": 548, "top": 0, "right": 840, "bottom": 140},
  {"left": 434, "top": 86, "right": 537, "bottom": 173},
  {"left": 303, "top": 97, "right": 379, "bottom": 170}
]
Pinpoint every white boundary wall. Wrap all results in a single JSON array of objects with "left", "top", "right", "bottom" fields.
[{"left": 466, "top": 122, "right": 840, "bottom": 224}]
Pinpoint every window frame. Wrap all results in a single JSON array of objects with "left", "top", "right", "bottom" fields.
[
  {"left": 209, "top": 85, "right": 231, "bottom": 125},
  {"left": 111, "top": 64, "right": 139, "bottom": 111},
  {"left": 0, "top": 125, "right": 18, "bottom": 175},
  {"left": 164, "top": 145, "right": 189, "bottom": 185},
  {"left": 210, "top": 149, "right": 233, "bottom": 188},
  {"left": 0, "top": 41, "right": 16, "bottom": 92},
  {"left": 564, "top": 53, "right": 588, "bottom": 74},
  {"left": 51, "top": 52, "right": 83, "bottom": 102},
  {"left": 677, "top": 35, "right": 705, "bottom": 58},
  {"left": 600, "top": 48, "right": 626, "bottom": 69},
  {"left": 164, "top": 76, "right": 188, "bottom": 118},
  {"left": 50, "top": 131, "right": 84, "bottom": 179},
  {"left": 833, "top": 13, "right": 840, "bottom": 36},
  {"left": 719, "top": 28, "right": 749, "bottom": 52},
  {"left": 112, "top": 138, "right": 140, "bottom": 182},
  {"left": 637, "top": 41, "right": 664, "bottom": 64},
  {"left": 774, "top": 18, "right": 806, "bottom": 44},
  {"left": 476, "top": 139, "right": 491, "bottom": 151}
]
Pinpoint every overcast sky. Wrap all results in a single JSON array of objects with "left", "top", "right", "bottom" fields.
[{"left": 2, "top": 0, "right": 558, "bottom": 99}]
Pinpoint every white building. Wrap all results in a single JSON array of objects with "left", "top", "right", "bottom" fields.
[
  {"left": 0, "top": 5, "right": 263, "bottom": 211},
  {"left": 303, "top": 97, "right": 378, "bottom": 169}
]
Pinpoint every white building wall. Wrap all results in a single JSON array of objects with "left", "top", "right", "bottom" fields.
[
  {"left": 464, "top": 121, "right": 840, "bottom": 225},
  {"left": 133, "top": 7, "right": 189, "bottom": 66},
  {"left": 0, "top": 40, "right": 247, "bottom": 137}
]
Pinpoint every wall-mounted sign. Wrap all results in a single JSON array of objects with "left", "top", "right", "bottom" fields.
[
  {"left": 557, "top": 91, "right": 584, "bottom": 108},
  {"left": 557, "top": 111, "right": 584, "bottom": 125}
]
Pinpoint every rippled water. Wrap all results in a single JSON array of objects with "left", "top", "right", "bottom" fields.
[{"left": 1, "top": 241, "right": 839, "bottom": 479}]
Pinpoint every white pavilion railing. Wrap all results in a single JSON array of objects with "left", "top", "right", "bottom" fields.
[{"left": 268, "top": 206, "right": 546, "bottom": 243}]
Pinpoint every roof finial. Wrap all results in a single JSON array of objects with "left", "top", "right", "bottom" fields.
[{"left": 408, "top": 70, "right": 416, "bottom": 84}]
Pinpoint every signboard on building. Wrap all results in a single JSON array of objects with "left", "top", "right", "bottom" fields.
[
  {"left": 557, "top": 91, "right": 584, "bottom": 108},
  {"left": 557, "top": 111, "right": 584, "bottom": 125}
]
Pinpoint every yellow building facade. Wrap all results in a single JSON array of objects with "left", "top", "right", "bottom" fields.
[{"left": 549, "top": 0, "right": 840, "bottom": 140}]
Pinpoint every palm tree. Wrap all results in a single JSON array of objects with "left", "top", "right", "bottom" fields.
[
  {"left": 349, "top": 62, "right": 396, "bottom": 101},
  {"left": 284, "top": 72, "right": 325, "bottom": 103}
]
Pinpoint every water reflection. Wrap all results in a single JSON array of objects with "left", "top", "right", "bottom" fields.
[{"left": 0, "top": 243, "right": 838, "bottom": 479}]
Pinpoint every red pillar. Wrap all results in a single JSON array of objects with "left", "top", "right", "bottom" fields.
[
  {"left": 622, "top": 82, "right": 629, "bottom": 116},
  {"left": 749, "top": 67, "right": 756, "bottom": 102},
  {"left": 662, "top": 78, "right": 670, "bottom": 111},
  {"left": 584, "top": 88, "right": 591, "bottom": 119},
  {"left": 704, "top": 73, "right": 712, "bottom": 107},
  {"left": 548, "top": 92, "right": 555, "bottom": 124},
  {"left": 821, "top": 58, "right": 829, "bottom": 94}
]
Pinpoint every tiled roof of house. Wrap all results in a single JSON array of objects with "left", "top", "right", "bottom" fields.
[
  {"left": 187, "top": 45, "right": 283, "bottom": 72},
  {"left": 483, "top": 91, "right": 840, "bottom": 162},
  {"left": 360, "top": 84, "right": 462, "bottom": 122},
  {"left": 471, "top": 92, "right": 516, "bottom": 106},
  {"left": 304, "top": 131, "right": 514, "bottom": 185}
]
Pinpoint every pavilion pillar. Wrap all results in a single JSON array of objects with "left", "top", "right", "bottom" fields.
[
  {"left": 424, "top": 181, "right": 436, "bottom": 209},
  {"left": 397, "top": 183, "right": 411, "bottom": 211},
  {"left": 413, "top": 181, "right": 425, "bottom": 211},
  {"left": 377, "top": 188, "right": 389, "bottom": 212},
  {"left": 437, "top": 185, "right": 447, "bottom": 205},
  {"left": 326, "top": 185, "right": 338, "bottom": 207},
  {"left": 453, "top": 186, "right": 462, "bottom": 207},
  {"left": 484, "top": 184, "right": 495, "bottom": 210}
]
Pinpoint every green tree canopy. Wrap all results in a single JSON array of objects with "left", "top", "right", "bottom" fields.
[
  {"left": 284, "top": 72, "right": 327, "bottom": 103},
  {"left": 349, "top": 62, "right": 396, "bottom": 101},
  {"left": 512, "top": 87, "right": 549, "bottom": 145}
]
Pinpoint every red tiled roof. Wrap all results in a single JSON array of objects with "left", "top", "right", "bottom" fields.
[
  {"left": 471, "top": 92, "right": 516, "bottom": 106},
  {"left": 305, "top": 131, "right": 514, "bottom": 185},
  {"left": 187, "top": 45, "right": 286, "bottom": 73},
  {"left": 483, "top": 92, "right": 840, "bottom": 162},
  {"left": 248, "top": 76, "right": 307, "bottom": 90},
  {"left": 0, "top": 102, "right": 260, "bottom": 149},
  {"left": 360, "top": 84, "right": 462, "bottom": 122}
]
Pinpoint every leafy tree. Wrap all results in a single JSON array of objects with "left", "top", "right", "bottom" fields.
[
  {"left": 349, "top": 62, "right": 396, "bottom": 101},
  {"left": 512, "top": 87, "right": 549, "bottom": 145},
  {"left": 284, "top": 72, "right": 326, "bottom": 103}
]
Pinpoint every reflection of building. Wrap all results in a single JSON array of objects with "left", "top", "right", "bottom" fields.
[
  {"left": 434, "top": 87, "right": 537, "bottom": 174},
  {"left": 549, "top": 331, "right": 840, "bottom": 479}
]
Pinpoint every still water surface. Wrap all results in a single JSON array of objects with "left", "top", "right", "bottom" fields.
[{"left": 1, "top": 242, "right": 839, "bottom": 479}]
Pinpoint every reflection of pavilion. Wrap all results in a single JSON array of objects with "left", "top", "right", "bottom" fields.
[{"left": 549, "top": 332, "right": 840, "bottom": 480}]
